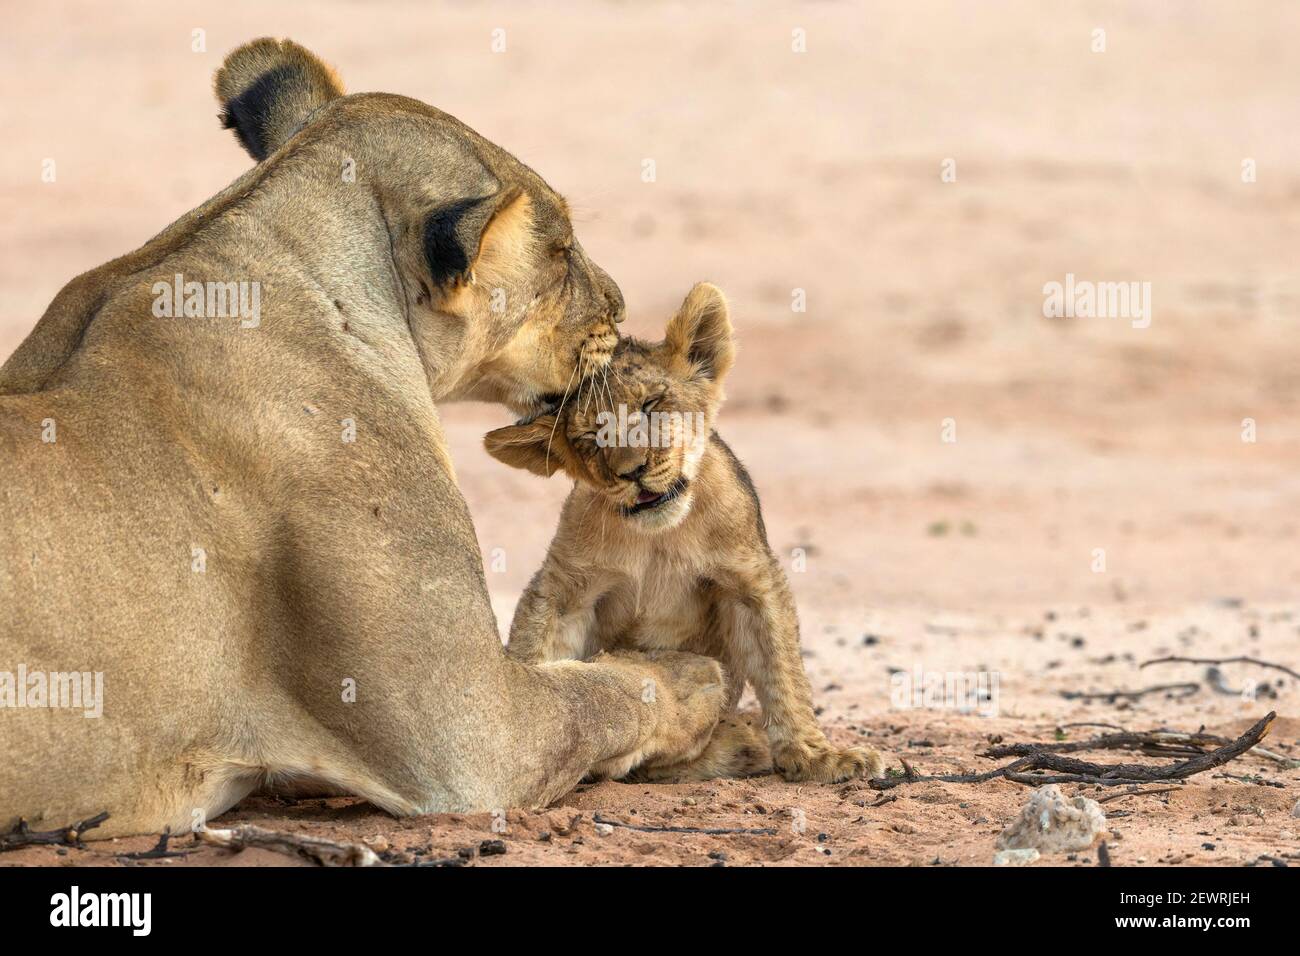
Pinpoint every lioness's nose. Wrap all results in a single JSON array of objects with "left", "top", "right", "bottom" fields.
[{"left": 592, "top": 261, "right": 625, "bottom": 323}]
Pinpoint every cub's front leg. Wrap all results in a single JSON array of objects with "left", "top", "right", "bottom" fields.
[
  {"left": 507, "top": 561, "right": 601, "bottom": 664},
  {"left": 722, "top": 567, "right": 884, "bottom": 784}
]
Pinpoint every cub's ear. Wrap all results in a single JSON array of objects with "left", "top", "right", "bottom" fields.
[
  {"left": 214, "top": 38, "right": 344, "bottom": 161},
  {"left": 664, "top": 282, "right": 735, "bottom": 383},
  {"left": 484, "top": 417, "right": 567, "bottom": 478},
  {"left": 424, "top": 187, "right": 533, "bottom": 290}
]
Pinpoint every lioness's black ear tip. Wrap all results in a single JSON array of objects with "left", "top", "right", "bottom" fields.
[{"left": 214, "top": 38, "right": 344, "bottom": 162}]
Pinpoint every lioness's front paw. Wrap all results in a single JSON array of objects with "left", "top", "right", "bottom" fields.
[
  {"left": 592, "top": 650, "right": 726, "bottom": 777},
  {"left": 772, "top": 739, "right": 883, "bottom": 784}
]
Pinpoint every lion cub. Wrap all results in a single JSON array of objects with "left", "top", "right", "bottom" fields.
[{"left": 485, "top": 283, "right": 883, "bottom": 784}]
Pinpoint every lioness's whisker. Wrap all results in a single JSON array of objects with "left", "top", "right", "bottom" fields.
[{"left": 544, "top": 346, "right": 583, "bottom": 472}]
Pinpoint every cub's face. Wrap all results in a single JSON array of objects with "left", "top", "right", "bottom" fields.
[
  {"left": 213, "top": 38, "right": 622, "bottom": 417},
  {"left": 486, "top": 283, "right": 734, "bottom": 532}
]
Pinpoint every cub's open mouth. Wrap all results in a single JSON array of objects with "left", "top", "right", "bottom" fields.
[{"left": 625, "top": 477, "right": 689, "bottom": 516}]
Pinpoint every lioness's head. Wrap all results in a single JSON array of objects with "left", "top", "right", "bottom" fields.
[
  {"left": 484, "top": 283, "right": 733, "bottom": 532},
  {"left": 214, "top": 38, "right": 622, "bottom": 414}
]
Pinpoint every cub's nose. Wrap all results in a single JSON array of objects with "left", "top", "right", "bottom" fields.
[{"left": 608, "top": 445, "right": 648, "bottom": 481}]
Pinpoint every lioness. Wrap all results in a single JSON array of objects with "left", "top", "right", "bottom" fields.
[
  {"left": 485, "top": 283, "right": 883, "bottom": 783},
  {"left": 0, "top": 39, "right": 726, "bottom": 839}
]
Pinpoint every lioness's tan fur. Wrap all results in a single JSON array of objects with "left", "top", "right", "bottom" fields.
[
  {"left": 485, "top": 284, "right": 884, "bottom": 783},
  {"left": 0, "top": 40, "right": 727, "bottom": 839}
]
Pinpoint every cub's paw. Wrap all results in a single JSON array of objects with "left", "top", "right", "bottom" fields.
[{"left": 772, "top": 739, "right": 883, "bottom": 784}]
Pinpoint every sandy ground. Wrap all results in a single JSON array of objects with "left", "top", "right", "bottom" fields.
[{"left": 2, "top": 1, "right": 1299, "bottom": 866}]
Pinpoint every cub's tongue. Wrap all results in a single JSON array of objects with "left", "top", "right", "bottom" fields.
[{"left": 636, "top": 489, "right": 661, "bottom": 505}]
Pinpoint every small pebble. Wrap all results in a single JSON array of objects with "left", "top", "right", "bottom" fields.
[
  {"left": 594, "top": 823, "right": 614, "bottom": 837},
  {"left": 993, "top": 848, "right": 1039, "bottom": 867}
]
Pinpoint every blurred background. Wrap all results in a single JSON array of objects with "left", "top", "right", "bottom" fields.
[{"left": 4, "top": 0, "right": 1299, "bottom": 628}]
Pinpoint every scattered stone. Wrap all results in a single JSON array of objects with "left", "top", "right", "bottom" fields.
[
  {"left": 594, "top": 823, "right": 614, "bottom": 837},
  {"left": 479, "top": 839, "right": 507, "bottom": 856},
  {"left": 993, "top": 848, "right": 1040, "bottom": 866},
  {"left": 996, "top": 785, "right": 1106, "bottom": 853},
  {"left": 1292, "top": 799, "right": 1300, "bottom": 819}
]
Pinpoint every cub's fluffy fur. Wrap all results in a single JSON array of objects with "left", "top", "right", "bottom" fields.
[{"left": 486, "top": 283, "right": 884, "bottom": 783}]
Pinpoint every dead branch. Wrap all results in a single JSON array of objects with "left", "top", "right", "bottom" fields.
[
  {"left": 1097, "top": 787, "right": 1182, "bottom": 804},
  {"left": 118, "top": 827, "right": 189, "bottom": 861},
  {"left": 199, "top": 825, "right": 384, "bottom": 866},
  {"left": 1059, "top": 683, "right": 1199, "bottom": 703},
  {"left": 0, "top": 811, "right": 109, "bottom": 852},
  {"left": 985, "top": 723, "right": 1298, "bottom": 768},
  {"left": 985, "top": 728, "right": 1218, "bottom": 759},
  {"left": 868, "top": 712, "right": 1275, "bottom": 790},
  {"left": 1140, "top": 655, "right": 1300, "bottom": 682},
  {"left": 591, "top": 813, "right": 776, "bottom": 836}
]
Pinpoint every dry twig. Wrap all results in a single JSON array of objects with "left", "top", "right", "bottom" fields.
[
  {"left": 1140, "top": 655, "right": 1299, "bottom": 682},
  {"left": 0, "top": 811, "right": 109, "bottom": 852},
  {"left": 869, "top": 712, "right": 1275, "bottom": 790},
  {"left": 1059, "top": 683, "right": 1199, "bottom": 703},
  {"left": 199, "top": 825, "right": 384, "bottom": 866},
  {"left": 591, "top": 813, "right": 776, "bottom": 836}
]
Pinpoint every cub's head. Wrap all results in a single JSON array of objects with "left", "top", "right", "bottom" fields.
[
  {"left": 213, "top": 38, "right": 622, "bottom": 415},
  {"left": 485, "top": 283, "right": 734, "bottom": 532}
]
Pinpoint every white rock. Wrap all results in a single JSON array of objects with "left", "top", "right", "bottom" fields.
[
  {"left": 993, "top": 848, "right": 1040, "bottom": 866},
  {"left": 1291, "top": 799, "right": 1300, "bottom": 819},
  {"left": 594, "top": 822, "right": 614, "bottom": 836},
  {"left": 996, "top": 784, "right": 1106, "bottom": 853}
]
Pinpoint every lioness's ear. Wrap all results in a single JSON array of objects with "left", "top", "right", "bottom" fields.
[
  {"left": 665, "top": 282, "right": 735, "bottom": 382},
  {"left": 484, "top": 417, "right": 566, "bottom": 478},
  {"left": 214, "top": 38, "right": 344, "bottom": 161},
  {"left": 424, "top": 188, "right": 533, "bottom": 290}
]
